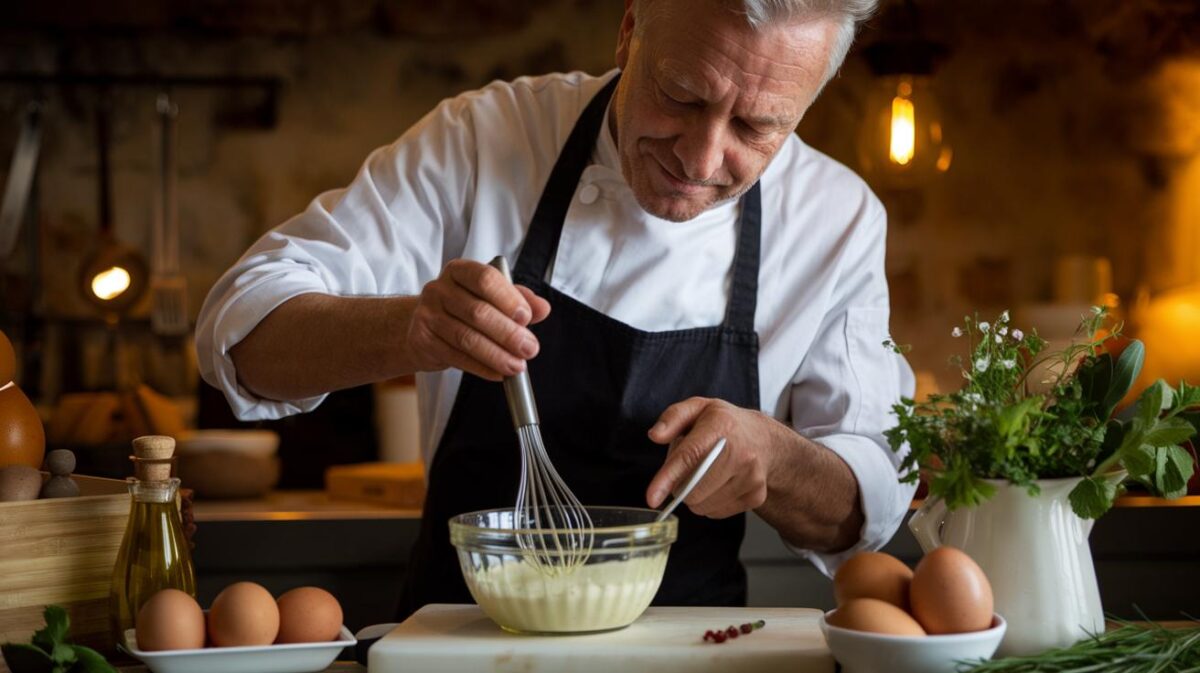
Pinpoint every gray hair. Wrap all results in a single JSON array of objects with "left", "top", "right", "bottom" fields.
[{"left": 635, "top": 0, "right": 878, "bottom": 84}]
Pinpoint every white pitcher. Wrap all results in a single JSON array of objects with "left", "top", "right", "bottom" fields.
[{"left": 909, "top": 476, "right": 1110, "bottom": 656}]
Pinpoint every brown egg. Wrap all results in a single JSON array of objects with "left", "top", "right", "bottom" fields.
[
  {"left": 0, "top": 330, "right": 14, "bottom": 385},
  {"left": 136, "top": 589, "right": 206, "bottom": 651},
  {"left": 827, "top": 598, "right": 926, "bottom": 636},
  {"left": 275, "top": 587, "right": 343, "bottom": 643},
  {"left": 833, "top": 551, "right": 913, "bottom": 611},
  {"left": 910, "top": 546, "right": 994, "bottom": 634},
  {"left": 207, "top": 582, "right": 280, "bottom": 647},
  {"left": 0, "top": 384, "right": 46, "bottom": 470},
  {"left": 0, "top": 465, "right": 42, "bottom": 502}
]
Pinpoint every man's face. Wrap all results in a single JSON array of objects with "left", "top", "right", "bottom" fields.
[{"left": 612, "top": 0, "right": 838, "bottom": 222}]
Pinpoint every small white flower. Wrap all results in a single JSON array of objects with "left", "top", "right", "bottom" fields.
[
  {"left": 951, "top": 327, "right": 963, "bottom": 338},
  {"left": 1000, "top": 310, "right": 1010, "bottom": 322},
  {"left": 974, "top": 356, "right": 990, "bottom": 372},
  {"left": 995, "top": 334, "right": 1003, "bottom": 344},
  {"left": 1001, "top": 359, "right": 1016, "bottom": 369},
  {"left": 1012, "top": 329, "right": 1024, "bottom": 341},
  {"left": 979, "top": 321, "right": 990, "bottom": 333},
  {"left": 963, "top": 392, "right": 984, "bottom": 405},
  {"left": 998, "top": 326, "right": 1008, "bottom": 336}
]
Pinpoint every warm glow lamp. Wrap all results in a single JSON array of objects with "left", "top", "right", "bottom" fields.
[{"left": 857, "top": 2, "right": 950, "bottom": 191}]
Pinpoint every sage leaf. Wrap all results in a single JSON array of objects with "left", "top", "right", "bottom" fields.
[
  {"left": 1103, "top": 340, "right": 1144, "bottom": 419},
  {"left": 1069, "top": 476, "right": 1116, "bottom": 519},
  {"left": 1144, "top": 417, "right": 1198, "bottom": 447},
  {"left": 1137, "top": 380, "right": 1165, "bottom": 428},
  {"left": 1156, "top": 445, "right": 1194, "bottom": 498}
]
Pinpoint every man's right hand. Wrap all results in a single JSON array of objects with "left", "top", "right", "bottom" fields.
[{"left": 406, "top": 259, "right": 551, "bottom": 381}]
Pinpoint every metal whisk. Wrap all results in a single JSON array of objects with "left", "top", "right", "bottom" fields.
[{"left": 489, "top": 255, "right": 594, "bottom": 574}]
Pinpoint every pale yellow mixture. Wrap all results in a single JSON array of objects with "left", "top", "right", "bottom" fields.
[{"left": 465, "top": 553, "right": 668, "bottom": 633}]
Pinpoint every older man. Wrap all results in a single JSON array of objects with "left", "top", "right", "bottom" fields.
[{"left": 197, "top": 0, "right": 914, "bottom": 614}]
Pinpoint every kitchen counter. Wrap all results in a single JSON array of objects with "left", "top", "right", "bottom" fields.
[{"left": 186, "top": 490, "right": 1200, "bottom": 632}]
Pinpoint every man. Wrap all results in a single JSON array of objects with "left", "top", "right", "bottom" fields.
[{"left": 197, "top": 0, "right": 914, "bottom": 614}]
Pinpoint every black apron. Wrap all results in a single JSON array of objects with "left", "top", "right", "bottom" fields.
[{"left": 398, "top": 74, "right": 762, "bottom": 618}]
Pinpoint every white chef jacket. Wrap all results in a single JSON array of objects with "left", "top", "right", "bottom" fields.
[{"left": 196, "top": 69, "right": 916, "bottom": 575}]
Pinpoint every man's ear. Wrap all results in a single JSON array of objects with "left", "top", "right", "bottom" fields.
[{"left": 615, "top": 0, "right": 636, "bottom": 69}]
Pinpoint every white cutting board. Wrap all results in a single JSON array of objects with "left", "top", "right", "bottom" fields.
[{"left": 368, "top": 604, "right": 833, "bottom": 673}]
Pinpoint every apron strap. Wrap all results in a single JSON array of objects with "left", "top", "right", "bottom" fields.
[
  {"left": 724, "top": 182, "right": 760, "bottom": 333},
  {"left": 513, "top": 75, "right": 621, "bottom": 285}
]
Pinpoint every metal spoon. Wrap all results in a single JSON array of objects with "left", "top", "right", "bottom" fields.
[{"left": 656, "top": 437, "right": 727, "bottom": 522}]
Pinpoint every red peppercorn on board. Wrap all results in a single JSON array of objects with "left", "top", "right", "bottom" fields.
[{"left": 369, "top": 605, "right": 832, "bottom": 673}]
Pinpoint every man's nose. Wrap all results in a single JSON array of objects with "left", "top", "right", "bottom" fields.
[{"left": 673, "top": 120, "right": 724, "bottom": 183}]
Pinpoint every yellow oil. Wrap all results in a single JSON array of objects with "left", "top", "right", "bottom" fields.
[{"left": 108, "top": 479, "right": 196, "bottom": 648}]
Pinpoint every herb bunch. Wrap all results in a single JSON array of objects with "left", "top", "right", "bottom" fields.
[
  {"left": 0, "top": 606, "right": 116, "bottom": 673},
  {"left": 960, "top": 618, "right": 1200, "bottom": 672},
  {"left": 885, "top": 308, "right": 1200, "bottom": 519}
]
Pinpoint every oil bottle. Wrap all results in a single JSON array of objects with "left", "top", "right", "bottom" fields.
[{"left": 109, "top": 435, "right": 196, "bottom": 648}]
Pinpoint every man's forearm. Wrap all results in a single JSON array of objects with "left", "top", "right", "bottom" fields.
[
  {"left": 230, "top": 293, "right": 420, "bottom": 401},
  {"left": 755, "top": 428, "right": 864, "bottom": 553}
]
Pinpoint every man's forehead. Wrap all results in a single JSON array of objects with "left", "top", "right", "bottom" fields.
[{"left": 654, "top": 54, "right": 808, "bottom": 123}]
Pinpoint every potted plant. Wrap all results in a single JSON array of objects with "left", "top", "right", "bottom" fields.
[{"left": 884, "top": 307, "right": 1198, "bottom": 656}]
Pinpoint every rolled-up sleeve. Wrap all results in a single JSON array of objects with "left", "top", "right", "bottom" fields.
[
  {"left": 787, "top": 210, "right": 916, "bottom": 576},
  {"left": 195, "top": 96, "right": 478, "bottom": 421}
]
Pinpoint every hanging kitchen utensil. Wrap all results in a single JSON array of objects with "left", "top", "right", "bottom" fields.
[
  {"left": 150, "top": 93, "right": 188, "bottom": 336},
  {"left": 0, "top": 101, "right": 42, "bottom": 257},
  {"left": 79, "top": 91, "right": 147, "bottom": 317}
]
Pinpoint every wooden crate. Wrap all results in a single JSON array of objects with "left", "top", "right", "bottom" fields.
[{"left": 0, "top": 475, "right": 129, "bottom": 666}]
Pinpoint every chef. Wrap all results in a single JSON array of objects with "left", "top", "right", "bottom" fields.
[{"left": 196, "top": 0, "right": 915, "bottom": 615}]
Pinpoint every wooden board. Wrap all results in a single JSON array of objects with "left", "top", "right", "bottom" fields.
[
  {"left": 368, "top": 605, "right": 833, "bottom": 673},
  {"left": 325, "top": 462, "right": 425, "bottom": 510}
]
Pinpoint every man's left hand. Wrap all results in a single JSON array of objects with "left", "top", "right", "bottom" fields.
[{"left": 645, "top": 397, "right": 785, "bottom": 519}]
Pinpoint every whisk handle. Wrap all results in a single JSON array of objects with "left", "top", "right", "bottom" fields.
[{"left": 489, "top": 255, "right": 540, "bottom": 428}]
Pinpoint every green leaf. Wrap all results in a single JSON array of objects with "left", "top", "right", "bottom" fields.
[
  {"left": 68, "top": 646, "right": 116, "bottom": 673},
  {"left": 48, "top": 643, "right": 75, "bottom": 667},
  {"left": 0, "top": 643, "right": 54, "bottom": 673},
  {"left": 1123, "top": 443, "right": 1156, "bottom": 479},
  {"left": 1069, "top": 476, "right": 1118, "bottom": 519},
  {"left": 31, "top": 607, "right": 69, "bottom": 655},
  {"left": 1102, "top": 341, "right": 1144, "bottom": 418},
  {"left": 1154, "top": 445, "right": 1195, "bottom": 498},
  {"left": 1136, "top": 380, "right": 1166, "bottom": 428},
  {"left": 1144, "top": 417, "right": 1197, "bottom": 447},
  {"left": 1174, "top": 380, "right": 1200, "bottom": 411}
]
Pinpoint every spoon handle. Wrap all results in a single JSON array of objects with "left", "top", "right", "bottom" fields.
[{"left": 656, "top": 437, "right": 727, "bottom": 522}]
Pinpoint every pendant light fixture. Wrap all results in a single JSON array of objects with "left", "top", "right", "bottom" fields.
[{"left": 856, "top": 0, "right": 951, "bottom": 192}]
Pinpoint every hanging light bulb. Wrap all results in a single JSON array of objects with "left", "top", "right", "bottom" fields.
[
  {"left": 91, "top": 266, "right": 132, "bottom": 301},
  {"left": 856, "top": 1, "right": 950, "bottom": 192}
]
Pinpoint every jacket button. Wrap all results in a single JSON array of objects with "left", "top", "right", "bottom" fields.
[{"left": 579, "top": 184, "right": 600, "bottom": 205}]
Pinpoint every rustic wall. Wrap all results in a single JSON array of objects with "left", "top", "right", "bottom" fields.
[{"left": 1, "top": 0, "right": 1198, "bottom": 396}]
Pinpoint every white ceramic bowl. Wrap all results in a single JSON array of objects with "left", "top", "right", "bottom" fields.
[
  {"left": 122, "top": 626, "right": 355, "bottom": 673},
  {"left": 176, "top": 429, "right": 280, "bottom": 458},
  {"left": 820, "top": 610, "right": 1007, "bottom": 673}
]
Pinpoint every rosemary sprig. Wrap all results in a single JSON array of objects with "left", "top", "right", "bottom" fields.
[{"left": 960, "top": 617, "right": 1200, "bottom": 673}]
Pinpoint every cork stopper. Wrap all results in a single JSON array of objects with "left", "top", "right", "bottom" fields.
[{"left": 132, "top": 435, "right": 176, "bottom": 481}]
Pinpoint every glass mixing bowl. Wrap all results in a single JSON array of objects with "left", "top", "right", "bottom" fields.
[{"left": 450, "top": 506, "right": 677, "bottom": 634}]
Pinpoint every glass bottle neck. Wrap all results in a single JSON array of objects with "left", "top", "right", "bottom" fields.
[{"left": 127, "top": 477, "right": 180, "bottom": 503}]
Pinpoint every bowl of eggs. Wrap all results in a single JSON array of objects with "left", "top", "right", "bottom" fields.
[
  {"left": 450, "top": 506, "right": 677, "bottom": 634},
  {"left": 820, "top": 547, "right": 1007, "bottom": 673},
  {"left": 125, "top": 582, "right": 353, "bottom": 673}
]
